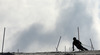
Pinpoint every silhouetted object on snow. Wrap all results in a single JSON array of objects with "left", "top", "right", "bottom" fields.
[
  {"left": 72, "top": 37, "right": 88, "bottom": 51},
  {"left": 0, "top": 52, "right": 14, "bottom": 55}
]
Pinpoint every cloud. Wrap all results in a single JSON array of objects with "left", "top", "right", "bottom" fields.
[
  {"left": 11, "top": 23, "right": 61, "bottom": 52},
  {"left": 58, "top": 0, "right": 93, "bottom": 38},
  {"left": 11, "top": 0, "right": 95, "bottom": 52},
  {"left": 2, "top": 0, "right": 59, "bottom": 52},
  {"left": 0, "top": 0, "right": 99, "bottom": 52}
]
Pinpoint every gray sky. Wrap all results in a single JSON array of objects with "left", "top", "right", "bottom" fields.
[{"left": 0, "top": 0, "right": 100, "bottom": 52}]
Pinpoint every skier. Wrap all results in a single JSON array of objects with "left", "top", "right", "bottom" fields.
[{"left": 72, "top": 37, "right": 88, "bottom": 51}]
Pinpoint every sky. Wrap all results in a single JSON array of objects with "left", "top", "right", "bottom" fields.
[{"left": 0, "top": 0, "right": 100, "bottom": 52}]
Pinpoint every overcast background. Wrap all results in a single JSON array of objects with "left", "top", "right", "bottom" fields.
[{"left": 0, "top": 0, "right": 100, "bottom": 52}]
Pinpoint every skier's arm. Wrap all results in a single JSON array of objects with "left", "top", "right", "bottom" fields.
[{"left": 72, "top": 42, "right": 74, "bottom": 51}]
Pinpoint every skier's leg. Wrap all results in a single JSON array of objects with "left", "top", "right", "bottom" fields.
[
  {"left": 82, "top": 46, "right": 88, "bottom": 51},
  {"left": 83, "top": 47, "right": 88, "bottom": 51}
]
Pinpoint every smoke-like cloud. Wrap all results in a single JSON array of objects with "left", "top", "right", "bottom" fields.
[
  {"left": 12, "top": 23, "right": 60, "bottom": 52},
  {"left": 0, "top": 0, "right": 100, "bottom": 52},
  {"left": 11, "top": 0, "right": 96, "bottom": 52}
]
